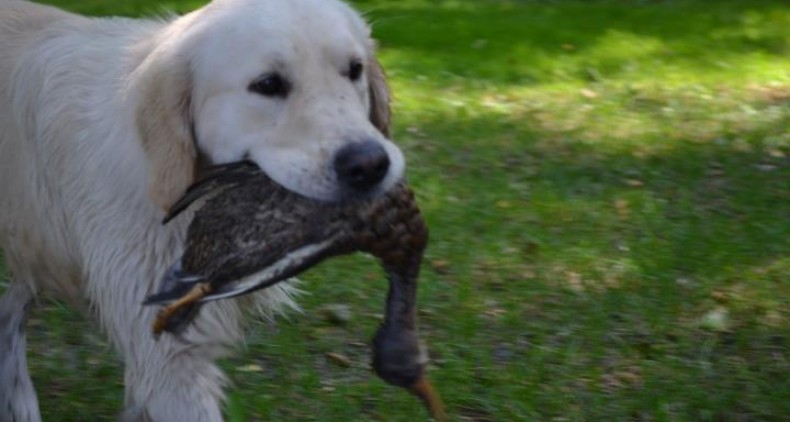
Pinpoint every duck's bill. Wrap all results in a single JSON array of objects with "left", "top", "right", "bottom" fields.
[{"left": 410, "top": 377, "right": 448, "bottom": 422}]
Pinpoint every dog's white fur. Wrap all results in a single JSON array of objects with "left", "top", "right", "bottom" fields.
[{"left": 0, "top": 0, "right": 398, "bottom": 419}]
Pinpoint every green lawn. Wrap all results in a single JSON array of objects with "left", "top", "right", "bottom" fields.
[{"left": 2, "top": 0, "right": 789, "bottom": 420}]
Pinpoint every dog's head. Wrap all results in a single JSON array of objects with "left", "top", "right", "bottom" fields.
[{"left": 135, "top": 0, "right": 401, "bottom": 210}]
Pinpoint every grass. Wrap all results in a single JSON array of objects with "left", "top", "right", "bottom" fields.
[{"left": 2, "top": 0, "right": 789, "bottom": 420}]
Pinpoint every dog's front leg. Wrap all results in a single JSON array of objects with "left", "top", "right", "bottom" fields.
[
  {"left": 114, "top": 310, "right": 228, "bottom": 422},
  {"left": 0, "top": 281, "right": 41, "bottom": 422},
  {"left": 88, "top": 261, "right": 229, "bottom": 422},
  {"left": 119, "top": 345, "right": 226, "bottom": 422}
]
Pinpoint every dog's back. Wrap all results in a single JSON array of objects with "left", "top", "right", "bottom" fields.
[
  {"left": 0, "top": 1, "right": 84, "bottom": 297},
  {"left": 0, "top": 0, "right": 75, "bottom": 88},
  {"left": 0, "top": 1, "right": 165, "bottom": 301},
  {"left": 0, "top": 0, "right": 71, "bottom": 33},
  {"left": 0, "top": 1, "right": 74, "bottom": 135}
]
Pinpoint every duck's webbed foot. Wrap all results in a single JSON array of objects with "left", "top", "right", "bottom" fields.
[{"left": 151, "top": 282, "right": 213, "bottom": 336}]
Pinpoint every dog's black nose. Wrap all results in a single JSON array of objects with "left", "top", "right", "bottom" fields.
[{"left": 334, "top": 141, "right": 390, "bottom": 191}]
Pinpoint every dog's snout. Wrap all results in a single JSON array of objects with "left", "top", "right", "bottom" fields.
[{"left": 334, "top": 141, "right": 390, "bottom": 191}]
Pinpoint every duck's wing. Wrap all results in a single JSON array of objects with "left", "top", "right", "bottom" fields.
[
  {"left": 142, "top": 231, "right": 342, "bottom": 337},
  {"left": 199, "top": 235, "right": 343, "bottom": 302},
  {"left": 163, "top": 160, "right": 261, "bottom": 224}
]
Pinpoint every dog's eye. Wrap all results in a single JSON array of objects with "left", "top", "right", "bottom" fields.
[
  {"left": 347, "top": 60, "right": 363, "bottom": 81},
  {"left": 248, "top": 73, "right": 290, "bottom": 98}
]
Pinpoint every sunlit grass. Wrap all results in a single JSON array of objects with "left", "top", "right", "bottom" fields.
[{"left": 2, "top": 0, "right": 789, "bottom": 420}]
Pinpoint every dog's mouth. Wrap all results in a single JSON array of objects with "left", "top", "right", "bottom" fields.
[
  {"left": 233, "top": 137, "right": 405, "bottom": 204},
  {"left": 193, "top": 156, "right": 396, "bottom": 210}
]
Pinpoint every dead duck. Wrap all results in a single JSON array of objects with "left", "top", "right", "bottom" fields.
[{"left": 144, "top": 161, "right": 446, "bottom": 421}]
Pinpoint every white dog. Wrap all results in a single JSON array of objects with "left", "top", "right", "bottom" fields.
[{"left": 0, "top": 0, "right": 401, "bottom": 419}]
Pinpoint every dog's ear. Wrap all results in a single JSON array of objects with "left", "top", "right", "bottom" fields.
[
  {"left": 367, "top": 57, "right": 391, "bottom": 138},
  {"left": 135, "top": 54, "right": 197, "bottom": 211}
]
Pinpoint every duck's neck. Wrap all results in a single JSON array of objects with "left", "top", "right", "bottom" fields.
[{"left": 382, "top": 261, "right": 419, "bottom": 331}]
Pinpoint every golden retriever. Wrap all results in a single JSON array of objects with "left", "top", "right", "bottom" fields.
[{"left": 0, "top": 0, "right": 399, "bottom": 419}]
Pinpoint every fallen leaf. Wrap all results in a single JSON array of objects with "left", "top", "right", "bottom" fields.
[
  {"left": 614, "top": 199, "right": 630, "bottom": 218},
  {"left": 237, "top": 363, "right": 263, "bottom": 373},
  {"left": 699, "top": 307, "right": 730, "bottom": 332},
  {"left": 325, "top": 352, "right": 352, "bottom": 368},
  {"left": 496, "top": 199, "right": 512, "bottom": 209},
  {"left": 755, "top": 163, "right": 778, "bottom": 172},
  {"left": 566, "top": 271, "right": 584, "bottom": 292},
  {"left": 418, "top": 308, "right": 436, "bottom": 318},
  {"left": 711, "top": 290, "right": 729, "bottom": 303},
  {"left": 431, "top": 259, "right": 452, "bottom": 275},
  {"left": 320, "top": 304, "right": 353, "bottom": 326},
  {"left": 484, "top": 308, "right": 507, "bottom": 319},
  {"left": 580, "top": 88, "right": 598, "bottom": 99},
  {"left": 406, "top": 126, "right": 423, "bottom": 135}
]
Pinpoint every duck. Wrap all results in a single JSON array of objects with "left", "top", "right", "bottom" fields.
[{"left": 144, "top": 161, "right": 446, "bottom": 421}]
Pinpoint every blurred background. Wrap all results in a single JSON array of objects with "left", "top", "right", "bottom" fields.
[{"left": 1, "top": 0, "right": 788, "bottom": 420}]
